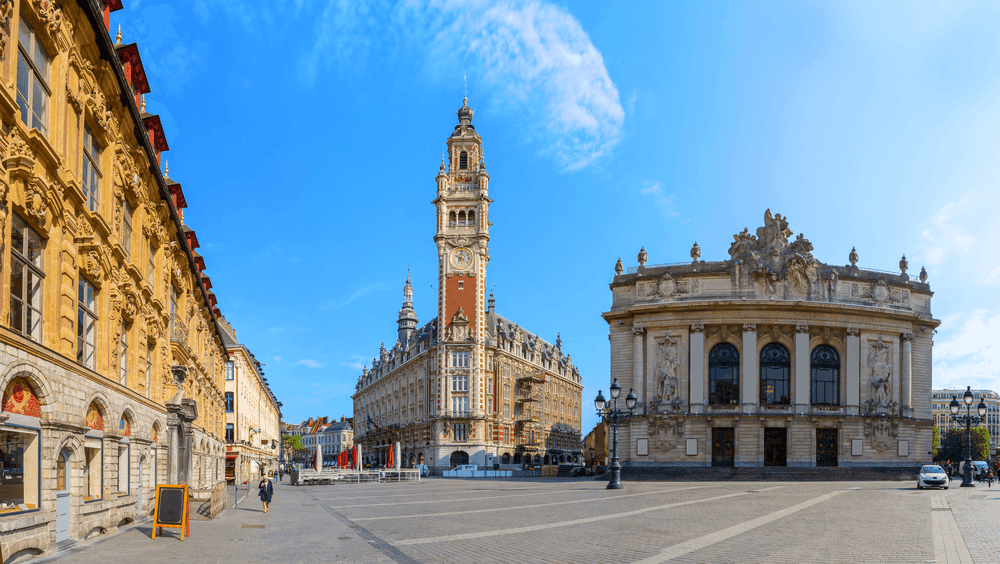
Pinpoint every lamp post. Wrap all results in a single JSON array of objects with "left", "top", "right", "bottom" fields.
[
  {"left": 949, "top": 386, "right": 987, "bottom": 488},
  {"left": 594, "top": 378, "right": 637, "bottom": 489}
]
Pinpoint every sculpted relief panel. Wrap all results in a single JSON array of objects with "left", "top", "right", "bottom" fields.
[
  {"left": 865, "top": 336, "right": 898, "bottom": 415},
  {"left": 650, "top": 334, "right": 683, "bottom": 412}
]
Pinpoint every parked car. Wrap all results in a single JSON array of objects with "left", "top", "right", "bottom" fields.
[
  {"left": 414, "top": 464, "right": 430, "bottom": 477},
  {"left": 917, "top": 465, "right": 949, "bottom": 489}
]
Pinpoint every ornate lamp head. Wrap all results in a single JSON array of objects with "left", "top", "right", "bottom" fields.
[
  {"left": 964, "top": 386, "right": 974, "bottom": 406},
  {"left": 610, "top": 378, "right": 621, "bottom": 400},
  {"left": 625, "top": 388, "right": 637, "bottom": 410},
  {"left": 950, "top": 396, "right": 960, "bottom": 415},
  {"left": 594, "top": 391, "right": 606, "bottom": 413},
  {"left": 978, "top": 399, "right": 987, "bottom": 417}
]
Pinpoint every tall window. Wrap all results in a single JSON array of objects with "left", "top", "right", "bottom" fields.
[
  {"left": 452, "top": 375, "right": 468, "bottom": 392},
  {"left": 10, "top": 214, "right": 44, "bottom": 341},
  {"left": 119, "top": 321, "right": 130, "bottom": 386},
  {"left": 77, "top": 279, "right": 97, "bottom": 369},
  {"left": 225, "top": 392, "right": 234, "bottom": 412},
  {"left": 811, "top": 345, "right": 840, "bottom": 406},
  {"left": 452, "top": 351, "right": 470, "bottom": 368},
  {"left": 84, "top": 445, "right": 102, "bottom": 501},
  {"left": 225, "top": 361, "right": 234, "bottom": 380},
  {"left": 0, "top": 428, "right": 40, "bottom": 510},
  {"left": 82, "top": 127, "right": 102, "bottom": 211},
  {"left": 759, "top": 343, "right": 791, "bottom": 405},
  {"left": 459, "top": 151, "right": 468, "bottom": 169},
  {"left": 452, "top": 423, "right": 467, "bottom": 441},
  {"left": 147, "top": 241, "right": 155, "bottom": 288},
  {"left": 708, "top": 343, "right": 739, "bottom": 404},
  {"left": 122, "top": 199, "right": 133, "bottom": 261},
  {"left": 146, "top": 342, "right": 153, "bottom": 399},
  {"left": 117, "top": 441, "right": 129, "bottom": 494},
  {"left": 452, "top": 396, "right": 468, "bottom": 414},
  {"left": 16, "top": 18, "right": 51, "bottom": 136}
]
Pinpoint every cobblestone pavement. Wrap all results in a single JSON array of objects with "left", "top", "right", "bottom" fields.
[{"left": 31, "top": 476, "right": 1000, "bottom": 564}]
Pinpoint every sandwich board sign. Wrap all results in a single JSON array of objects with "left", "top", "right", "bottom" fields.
[{"left": 152, "top": 484, "right": 189, "bottom": 540}]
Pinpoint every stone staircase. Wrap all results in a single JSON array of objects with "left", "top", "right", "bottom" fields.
[{"left": 618, "top": 465, "right": 921, "bottom": 482}]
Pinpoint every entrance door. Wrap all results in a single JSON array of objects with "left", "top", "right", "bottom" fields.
[
  {"left": 55, "top": 450, "right": 70, "bottom": 544},
  {"left": 449, "top": 451, "right": 469, "bottom": 468},
  {"left": 816, "top": 428, "right": 838, "bottom": 467},
  {"left": 712, "top": 428, "right": 735, "bottom": 467},
  {"left": 764, "top": 428, "right": 787, "bottom": 466}
]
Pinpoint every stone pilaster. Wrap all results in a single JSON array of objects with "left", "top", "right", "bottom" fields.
[
  {"left": 689, "top": 324, "right": 705, "bottom": 413},
  {"left": 741, "top": 324, "right": 757, "bottom": 414},
  {"left": 633, "top": 326, "right": 645, "bottom": 409},
  {"left": 901, "top": 333, "right": 913, "bottom": 417},
  {"left": 794, "top": 324, "right": 810, "bottom": 414},
  {"left": 846, "top": 327, "right": 861, "bottom": 415}
]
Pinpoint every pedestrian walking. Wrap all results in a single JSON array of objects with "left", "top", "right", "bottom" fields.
[
  {"left": 278, "top": 466, "right": 283, "bottom": 483},
  {"left": 258, "top": 472, "right": 274, "bottom": 513},
  {"left": 988, "top": 471, "right": 994, "bottom": 488}
]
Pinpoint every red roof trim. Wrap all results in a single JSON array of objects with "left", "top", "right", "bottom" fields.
[
  {"left": 167, "top": 182, "right": 187, "bottom": 209},
  {"left": 106, "top": 0, "right": 124, "bottom": 12},
  {"left": 113, "top": 43, "right": 151, "bottom": 95},
  {"left": 142, "top": 114, "right": 170, "bottom": 152},
  {"left": 185, "top": 230, "right": 200, "bottom": 251},
  {"left": 201, "top": 275, "right": 212, "bottom": 290}
]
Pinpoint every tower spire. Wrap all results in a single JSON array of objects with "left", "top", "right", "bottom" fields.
[{"left": 397, "top": 273, "right": 418, "bottom": 346}]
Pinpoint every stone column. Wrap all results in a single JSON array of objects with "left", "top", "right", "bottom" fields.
[
  {"left": 166, "top": 409, "right": 181, "bottom": 484},
  {"left": 689, "top": 325, "right": 705, "bottom": 414},
  {"left": 741, "top": 324, "right": 758, "bottom": 414},
  {"left": 901, "top": 333, "right": 913, "bottom": 417},
  {"left": 795, "top": 324, "right": 810, "bottom": 414},
  {"left": 633, "top": 327, "right": 645, "bottom": 408},
  {"left": 846, "top": 328, "right": 860, "bottom": 415}
]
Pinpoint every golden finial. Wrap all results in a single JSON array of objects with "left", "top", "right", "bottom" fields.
[
  {"left": 140, "top": 94, "right": 146, "bottom": 112},
  {"left": 164, "top": 160, "right": 169, "bottom": 178},
  {"left": 115, "top": 23, "right": 122, "bottom": 45},
  {"left": 463, "top": 75, "right": 468, "bottom": 104}
]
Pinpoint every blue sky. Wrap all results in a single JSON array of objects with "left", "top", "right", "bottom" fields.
[{"left": 113, "top": 0, "right": 1000, "bottom": 433}]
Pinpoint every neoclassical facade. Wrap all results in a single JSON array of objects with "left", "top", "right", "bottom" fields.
[
  {"left": 1, "top": 1, "right": 229, "bottom": 559},
  {"left": 352, "top": 97, "right": 583, "bottom": 473},
  {"left": 603, "top": 210, "right": 940, "bottom": 469}
]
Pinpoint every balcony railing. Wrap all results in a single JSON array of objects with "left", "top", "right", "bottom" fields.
[{"left": 170, "top": 313, "right": 188, "bottom": 344}]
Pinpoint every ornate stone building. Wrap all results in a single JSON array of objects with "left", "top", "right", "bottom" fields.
[
  {"left": 352, "top": 97, "right": 583, "bottom": 473},
  {"left": 0, "top": 1, "right": 231, "bottom": 558},
  {"left": 603, "top": 210, "right": 940, "bottom": 470},
  {"left": 220, "top": 318, "right": 281, "bottom": 481}
]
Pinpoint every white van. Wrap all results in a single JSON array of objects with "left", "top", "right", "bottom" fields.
[{"left": 414, "top": 464, "right": 430, "bottom": 477}]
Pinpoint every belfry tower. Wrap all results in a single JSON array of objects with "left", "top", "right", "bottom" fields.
[{"left": 434, "top": 93, "right": 491, "bottom": 424}]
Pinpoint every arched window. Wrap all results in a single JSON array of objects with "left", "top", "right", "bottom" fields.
[
  {"left": 811, "top": 345, "right": 840, "bottom": 405},
  {"left": 708, "top": 343, "right": 739, "bottom": 405},
  {"left": 459, "top": 151, "right": 468, "bottom": 169},
  {"left": 467, "top": 210, "right": 475, "bottom": 225},
  {"left": 458, "top": 211, "right": 466, "bottom": 226},
  {"left": 760, "top": 343, "right": 791, "bottom": 405},
  {"left": 449, "top": 211, "right": 456, "bottom": 226}
]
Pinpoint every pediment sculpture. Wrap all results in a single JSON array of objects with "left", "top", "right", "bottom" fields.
[
  {"left": 646, "top": 414, "right": 685, "bottom": 451},
  {"left": 650, "top": 334, "right": 684, "bottom": 412},
  {"left": 863, "top": 416, "right": 898, "bottom": 453},
  {"left": 864, "top": 336, "right": 898, "bottom": 414},
  {"left": 728, "top": 209, "right": 831, "bottom": 298}
]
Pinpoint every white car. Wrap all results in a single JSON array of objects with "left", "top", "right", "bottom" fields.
[{"left": 917, "top": 465, "right": 949, "bottom": 489}]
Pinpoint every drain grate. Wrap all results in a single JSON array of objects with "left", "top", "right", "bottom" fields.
[
  {"left": 349, "top": 525, "right": 361, "bottom": 528},
  {"left": 337, "top": 536, "right": 352, "bottom": 540},
  {"left": 302, "top": 504, "right": 316, "bottom": 506},
  {"left": 242, "top": 524, "right": 265, "bottom": 529},
  {"left": 931, "top": 508, "right": 952, "bottom": 512}
]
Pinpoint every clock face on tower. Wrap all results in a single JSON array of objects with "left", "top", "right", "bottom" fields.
[{"left": 450, "top": 248, "right": 473, "bottom": 269}]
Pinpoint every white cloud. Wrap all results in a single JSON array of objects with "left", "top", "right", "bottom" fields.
[
  {"left": 932, "top": 310, "right": 1000, "bottom": 393},
  {"left": 298, "top": 359, "right": 325, "bottom": 368},
  {"left": 639, "top": 180, "right": 679, "bottom": 218},
  {"left": 273, "top": 356, "right": 282, "bottom": 362},
  {"left": 302, "top": 0, "right": 623, "bottom": 171},
  {"left": 344, "top": 362, "right": 366, "bottom": 371}
]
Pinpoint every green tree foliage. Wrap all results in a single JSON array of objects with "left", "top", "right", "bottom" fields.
[
  {"left": 932, "top": 427, "right": 940, "bottom": 458},
  {"left": 937, "top": 427, "right": 990, "bottom": 462}
]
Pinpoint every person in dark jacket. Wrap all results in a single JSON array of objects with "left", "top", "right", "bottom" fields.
[{"left": 258, "top": 472, "right": 274, "bottom": 513}]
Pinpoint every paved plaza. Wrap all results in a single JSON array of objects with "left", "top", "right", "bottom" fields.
[{"left": 31, "top": 476, "right": 1000, "bottom": 564}]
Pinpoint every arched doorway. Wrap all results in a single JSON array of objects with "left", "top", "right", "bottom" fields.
[
  {"left": 502, "top": 453, "right": 511, "bottom": 464},
  {"left": 449, "top": 451, "right": 469, "bottom": 468},
  {"left": 513, "top": 453, "right": 522, "bottom": 464},
  {"left": 55, "top": 449, "right": 71, "bottom": 543},
  {"left": 543, "top": 454, "right": 550, "bottom": 465},
  {"left": 533, "top": 454, "right": 541, "bottom": 464},
  {"left": 418, "top": 453, "right": 425, "bottom": 465}
]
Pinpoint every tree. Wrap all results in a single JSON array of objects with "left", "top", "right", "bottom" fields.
[
  {"left": 281, "top": 434, "right": 307, "bottom": 465},
  {"left": 932, "top": 427, "right": 940, "bottom": 459},
  {"left": 937, "top": 427, "right": 990, "bottom": 463}
]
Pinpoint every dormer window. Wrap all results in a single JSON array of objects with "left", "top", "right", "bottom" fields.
[{"left": 459, "top": 151, "right": 468, "bottom": 169}]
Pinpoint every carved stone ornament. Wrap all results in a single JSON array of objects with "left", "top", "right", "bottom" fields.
[
  {"left": 645, "top": 414, "right": 686, "bottom": 451},
  {"left": 87, "top": 88, "right": 112, "bottom": 132},
  {"left": 846, "top": 327, "right": 861, "bottom": 337},
  {"left": 727, "top": 210, "right": 820, "bottom": 297},
  {"left": 34, "top": 0, "right": 65, "bottom": 37},
  {"left": 5, "top": 129, "right": 32, "bottom": 162},
  {"left": 865, "top": 336, "right": 897, "bottom": 414},
  {"left": 25, "top": 182, "right": 48, "bottom": 227},
  {"left": 863, "top": 415, "right": 898, "bottom": 453},
  {"left": 84, "top": 251, "right": 101, "bottom": 281},
  {"left": 446, "top": 307, "right": 470, "bottom": 342},
  {"left": 861, "top": 278, "right": 895, "bottom": 305},
  {"left": 653, "top": 335, "right": 682, "bottom": 409},
  {"left": 637, "top": 247, "right": 647, "bottom": 267},
  {"left": 0, "top": 0, "right": 12, "bottom": 26},
  {"left": 691, "top": 242, "right": 701, "bottom": 263},
  {"left": 615, "top": 258, "right": 623, "bottom": 276},
  {"left": 919, "top": 266, "right": 928, "bottom": 284},
  {"left": 796, "top": 323, "right": 809, "bottom": 334},
  {"left": 632, "top": 327, "right": 645, "bottom": 337},
  {"left": 690, "top": 324, "right": 704, "bottom": 333},
  {"left": 743, "top": 323, "right": 757, "bottom": 332}
]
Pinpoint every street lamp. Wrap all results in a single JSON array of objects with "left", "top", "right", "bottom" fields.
[
  {"left": 594, "top": 378, "right": 637, "bottom": 489},
  {"left": 949, "top": 386, "right": 988, "bottom": 488}
]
